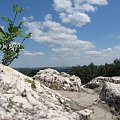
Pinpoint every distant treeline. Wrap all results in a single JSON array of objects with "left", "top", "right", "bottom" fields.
[
  {"left": 15, "top": 67, "right": 72, "bottom": 77},
  {"left": 68, "top": 59, "right": 120, "bottom": 84},
  {"left": 15, "top": 59, "right": 120, "bottom": 84},
  {"left": 15, "top": 68, "right": 39, "bottom": 77}
]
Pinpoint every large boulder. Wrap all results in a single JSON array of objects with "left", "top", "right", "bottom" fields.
[
  {"left": 100, "top": 82, "right": 120, "bottom": 115},
  {"left": 0, "top": 64, "right": 91, "bottom": 120},
  {"left": 84, "top": 76, "right": 120, "bottom": 89},
  {"left": 33, "top": 68, "right": 81, "bottom": 91}
]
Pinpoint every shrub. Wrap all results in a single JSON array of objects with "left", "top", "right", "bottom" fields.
[{"left": 0, "top": 5, "right": 31, "bottom": 66}]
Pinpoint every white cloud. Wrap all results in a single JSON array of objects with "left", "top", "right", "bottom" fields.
[
  {"left": 52, "top": 47, "right": 73, "bottom": 52},
  {"left": 23, "top": 50, "right": 45, "bottom": 56},
  {"left": 71, "top": 46, "right": 119, "bottom": 65},
  {"left": 23, "top": 15, "right": 95, "bottom": 55},
  {"left": 53, "top": 0, "right": 108, "bottom": 26},
  {"left": 85, "top": 0, "right": 108, "bottom": 5},
  {"left": 53, "top": 0, "right": 72, "bottom": 12},
  {"left": 85, "top": 48, "right": 112, "bottom": 57},
  {"left": 79, "top": 3, "right": 97, "bottom": 12},
  {"left": 103, "top": 48, "right": 112, "bottom": 53},
  {"left": 85, "top": 50, "right": 101, "bottom": 56},
  {"left": 84, "top": 46, "right": 120, "bottom": 63},
  {"left": 59, "top": 12, "right": 91, "bottom": 27}
]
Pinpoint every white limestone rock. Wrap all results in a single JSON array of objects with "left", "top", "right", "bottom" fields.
[
  {"left": 84, "top": 76, "right": 120, "bottom": 89},
  {"left": 33, "top": 68, "right": 81, "bottom": 91},
  {"left": 0, "top": 64, "right": 89, "bottom": 120},
  {"left": 100, "top": 82, "right": 120, "bottom": 114},
  {"left": 78, "top": 109, "right": 93, "bottom": 120}
]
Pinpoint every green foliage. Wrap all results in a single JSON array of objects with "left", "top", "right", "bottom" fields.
[
  {"left": 0, "top": 5, "right": 31, "bottom": 66},
  {"left": 68, "top": 59, "right": 120, "bottom": 84},
  {"left": 2, "top": 16, "right": 12, "bottom": 23},
  {"left": 13, "top": 4, "right": 23, "bottom": 13}
]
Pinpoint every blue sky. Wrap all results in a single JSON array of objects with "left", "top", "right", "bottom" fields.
[{"left": 0, "top": 0, "right": 120, "bottom": 67}]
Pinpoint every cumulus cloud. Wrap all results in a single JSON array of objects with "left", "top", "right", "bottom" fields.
[
  {"left": 53, "top": 0, "right": 108, "bottom": 26},
  {"left": 85, "top": 50, "right": 101, "bottom": 56},
  {"left": 84, "top": 47, "right": 120, "bottom": 58},
  {"left": 59, "top": 12, "right": 91, "bottom": 27},
  {"left": 53, "top": 0, "right": 72, "bottom": 12},
  {"left": 82, "top": 45, "right": 120, "bottom": 65},
  {"left": 23, "top": 15, "right": 95, "bottom": 55},
  {"left": 85, "top": 0, "right": 108, "bottom": 5},
  {"left": 23, "top": 50, "right": 45, "bottom": 56},
  {"left": 52, "top": 47, "right": 73, "bottom": 53}
]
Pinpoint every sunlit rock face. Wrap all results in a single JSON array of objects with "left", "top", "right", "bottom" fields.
[
  {"left": 84, "top": 76, "right": 120, "bottom": 89},
  {"left": 100, "top": 82, "right": 120, "bottom": 115},
  {"left": 33, "top": 68, "right": 81, "bottom": 91},
  {"left": 0, "top": 64, "right": 92, "bottom": 120}
]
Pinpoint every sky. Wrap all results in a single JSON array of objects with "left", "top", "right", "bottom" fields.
[{"left": 0, "top": 0, "right": 120, "bottom": 67}]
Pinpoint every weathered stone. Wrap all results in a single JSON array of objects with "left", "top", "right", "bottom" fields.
[
  {"left": 100, "top": 82, "right": 120, "bottom": 115},
  {"left": 0, "top": 64, "right": 91, "bottom": 120},
  {"left": 84, "top": 76, "right": 120, "bottom": 89},
  {"left": 84, "top": 82, "right": 99, "bottom": 89},
  {"left": 33, "top": 68, "right": 81, "bottom": 91},
  {"left": 78, "top": 109, "right": 93, "bottom": 120}
]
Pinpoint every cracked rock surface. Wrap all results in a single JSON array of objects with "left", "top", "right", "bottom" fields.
[
  {"left": 56, "top": 88, "right": 118, "bottom": 120},
  {"left": 100, "top": 82, "right": 120, "bottom": 117},
  {"left": 0, "top": 64, "right": 90, "bottom": 120},
  {"left": 84, "top": 76, "right": 120, "bottom": 89},
  {"left": 33, "top": 68, "right": 81, "bottom": 91}
]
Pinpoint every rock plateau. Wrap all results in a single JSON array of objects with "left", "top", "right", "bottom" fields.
[{"left": 0, "top": 64, "right": 91, "bottom": 120}]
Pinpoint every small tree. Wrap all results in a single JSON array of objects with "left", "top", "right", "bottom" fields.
[{"left": 0, "top": 5, "right": 31, "bottom": 66}]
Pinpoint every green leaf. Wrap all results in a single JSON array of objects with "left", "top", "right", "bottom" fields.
[
  {"left": 0, "top": 27, "right": 4, "bottom": 36},
  {"left": 19, "top": 20, "right": 24, "bottom": 27},
  {"left": 25, "top": 33, "right": 32, "bottom": 38},
  {"left": 8, "top": 23, "right": 13, "bottom": 33},
  {"left": 19, "top": 44, "right": 25, "bottom": 49},
  {"left": 13, "top": 4, "right": 23, "bottom": 13},
  {"left": 16, "top": 29, "right": 22, "bottom": 36},
  {"left": 2, "top": 16, "right": 12, "bottom": 23}
]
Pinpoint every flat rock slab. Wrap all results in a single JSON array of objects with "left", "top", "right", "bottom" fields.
[
  {"left": 90, "top": 104, "right": 117, "bottom": 120},
  {"left": 56, "top": 88, "right": 118, "bottom": 120},
  {"left": 56, "top": 89, "right": 99, "bottom": 108}
]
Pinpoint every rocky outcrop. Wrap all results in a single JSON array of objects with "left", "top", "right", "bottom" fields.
[
  {"left": 0, "top": 64, "right": 91, "bottom": 120},
  {"left": 84, "top": 76, "right": 120, "bottom": 89},
  {"left": 100, "top": 82, "right": 120, "bottom": 115},
  {"left": 33, "top": 68, "right": 81, "bottom": 91}
]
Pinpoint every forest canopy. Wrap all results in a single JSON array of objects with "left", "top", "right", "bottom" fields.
[{"left": 68, "top": 59, "right": 120, "bottom": 84}]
